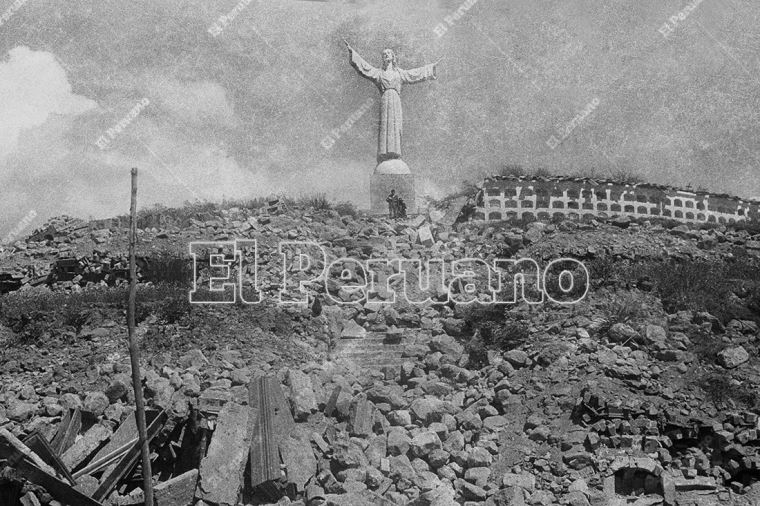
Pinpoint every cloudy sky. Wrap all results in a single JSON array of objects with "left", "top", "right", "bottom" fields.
[{"left": 0, "top": 0, "right": 759, "bottom": 237}]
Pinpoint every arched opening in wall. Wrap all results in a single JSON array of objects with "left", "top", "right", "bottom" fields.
[
  {"left": 595, "top": 191, "right": 607, "bottom": 200},
  {"left": 696, "top": 213, "right": 705, "bottom": 221},
  {"left": 697, "top": 202, "right": 705, "bottom": 210},
  {"left": 623, "top": 194, "right": 634, "bottom": 202},
  {"left": 551, "top": 188, "right": 564, "bottom": 197},
  {"left": 504, "top": 188, "right": 517, "bottom": 197},
  {"left": 505, "top": 200, "right": 517, "bottom": 208},
  {"left": 729, "top": 218, "right": 736, "bottom": 224},
  {"left": 674, "top": 199, "right": 683, "bottom": 207},
  {"left": 522, "top": 212, "right": 536, "bottom": 222},
  {"left": 582, "top": 190, "right": 594, "bottom": 199},
  {"left": 521, "top": 200, "right": 534, "bottom": 208},
  {"left": 567, "top": 202, "right": 579, "bottom": 209},
  {"left": 537, "top": 212, "right": 550, "bottom": 221},
  {"left": 624, "top": 205, "right": 635, "bottom": 213},
  {"left": 473, "top": 212, "right": 485, "bottom": 220},
  {"left": 611, "top": 204, "right": 621, "bottom": 212},
  {"left": 488, "top": 199, "right": 501, "bottom": 208},
  {"left": 552, "top": 201, "right": 565, "bottom": 209},
  {"left": 552, "top": 212, "right": 565, "bottom": 221},
  {"left": 650, "top": 208, "right": 661, "bottom": 216},
  {"left": 488, "top": 212, "right": 502, "bottom": 221},
  {"left": 597, "top": 203, "right": 608, "bottom": 211},
  {"left": 648, "top": 196, "right": 659, "bottom": 204},
  {"left": 582, "top": 213, "right": 595, "bottom": 222},
  {"left": 719, "top": 217, "right": 727, "bottom": 224},
  {"left": 582, "top": 203, "right": 594, "bottom": 210},
  {"left": 567, "top": 212, "right": 580, "bottom": 221},
  {"left": 675, "top": 210, "right": 683, "bottom": 218},
  {"left": 662, "top": 210, "right": 672, "bottom": 217},
  {"left": 686, "top": 212, "right": 694, "bottom": 220},
  {"left": 567, "top": 190, "right": 579, "bottom": 199},
  {"left": 506, "top": 211, "right": 518, "bottom": 220},
  {"left": 637, "top": 206, "right": 648, "bottom": 215},
  {"left": 636, "top": 195, "right": 647, "bottom": 203},
  {"left": 708, "top": 215, "right": 716, "bottom": 223},
  {"left": 486, "top": 188, "right": 502, "bottom": 197},
  {"left": 613, "top": 468, "right": 663, "bottom": 496},
  {"left": 685, "top": 201, "right": 694, "bottom": 208}
]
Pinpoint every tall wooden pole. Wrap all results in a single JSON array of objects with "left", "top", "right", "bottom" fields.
[{"left": 127, "top": 168, "right": 154, "bottom": 505}]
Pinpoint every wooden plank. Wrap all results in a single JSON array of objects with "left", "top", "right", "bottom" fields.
[
  {"left": 22, "top": 431, "right": 75, "bottom": 485},
  {"left": 91, "top": 412, "right": 136, "bottom": 463},
  {"left": 91, "top": 410, "right": 166, "bottom": 503},
  {"left": 50, "top": 408, "right": 81, "bottom": 455},
  {"left": 73, "top": 438, "right": 135, "bottom": 479},
  {"left": 14, "top": 458, "right": 105, "bottom": 506},
  {"left": 249, "top": 376, "right": 283, "bottom": 489},
  {"left": 195, "top": 402, "right": 253, "bottom": 505},
  {"left": 0, "top": 430, "right": 103, "bottom": 506}
]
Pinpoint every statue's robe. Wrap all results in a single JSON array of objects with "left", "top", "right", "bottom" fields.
[{"left": 349, "top": 49, "right": 436, "bottom": 162}]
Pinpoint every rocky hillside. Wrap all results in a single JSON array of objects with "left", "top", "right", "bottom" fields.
[{"left": 0, "top": 198, "right": 759, "bottom": 506}]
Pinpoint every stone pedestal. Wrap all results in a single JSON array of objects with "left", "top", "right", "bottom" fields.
[{"left": 370, "top": 159, "right": 416, "bottom": 215}]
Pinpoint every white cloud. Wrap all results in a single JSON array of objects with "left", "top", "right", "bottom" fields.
[{"left": 0, "top": 46, "right": 97, "bottom": 160}]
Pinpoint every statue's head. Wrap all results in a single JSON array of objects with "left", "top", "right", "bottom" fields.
[{"left": 381, "top": 49, "right": 396, "bottom": 69}]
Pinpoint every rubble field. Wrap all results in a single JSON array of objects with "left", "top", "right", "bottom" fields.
[{"left": 1, "top": 197, "right": 760, "bottom": 506}]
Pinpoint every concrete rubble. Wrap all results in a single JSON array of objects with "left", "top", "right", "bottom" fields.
[{"left": 0, "top": 199, "right": 759, "bottom": 505}]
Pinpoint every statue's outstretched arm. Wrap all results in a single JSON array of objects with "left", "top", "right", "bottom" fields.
[
  {"left": 347, "top": 43, "right": 380, "bottom": 82},
  {"left": 399, "top": 59, "right": 440, "bottom": 84}
]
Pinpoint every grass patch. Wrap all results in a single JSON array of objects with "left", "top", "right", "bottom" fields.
[{"left": 696, "top": 372, "right": 757, "bottom": 408}]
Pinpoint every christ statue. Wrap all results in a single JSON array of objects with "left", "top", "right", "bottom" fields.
[{"left": 345, "top": 41, "right": 441, "bottom": 163}]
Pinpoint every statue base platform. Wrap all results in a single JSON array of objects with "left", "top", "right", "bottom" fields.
[{"left": 370, "top": 159, "right": 416, "bottom": 215}]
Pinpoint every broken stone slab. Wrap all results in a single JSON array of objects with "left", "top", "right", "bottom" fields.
[
  {"left": 280, "top": 431, "right": 317, "bottom": 493},
  {"left": 673, "top": 476, "right": 718, "bottom": 491},
  {"left": 348, "top": 393, "right": 375, "bottom": 437},
  {"left": 155, "top": 469, "right": 198, "bottom": 506},
  {"left": 61, "top": 423, "right": 113, "bottom": 470},
  {"left": 502, "top": 472, "right": 536, "bottom": 491},
  {"left": 340, "top": 319, "right": 367, "bottom": 339},
  {"left": 418, "top": 225, "right": 434, "bottom": 247},
  {"left": 198, "top": 388, "right": 232, "bottom": 414},
  {"left": 287, "top": 369, "right": 318, "bottom": 421},
  {"left": 195, "top": 402, "right": 253, "bottom": 506}
]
